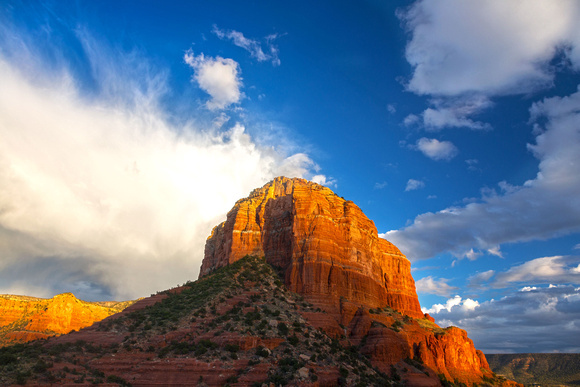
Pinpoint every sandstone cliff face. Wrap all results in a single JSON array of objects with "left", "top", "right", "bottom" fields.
[
  {"left": 0, "top": 293, "right": 135, "bottom": 346},
  {"left": 201, "top": 176, "right": 423, "bottom": 319}
]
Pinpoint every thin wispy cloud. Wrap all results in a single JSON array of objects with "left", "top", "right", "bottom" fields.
[
  {"left": 467, "top": 270, "right": 495, "bottom": 287},
  {"left": 405, "top": 179, "right": 425, "bottom": 191},
  {"left": 212, "top": 25, "right": 281, "bottom": 66},
  {"left": 465, "top": 159, "right": 479, "bottom": 172},
  {"left": 415, "top": 276, "right": 458, "bottom": 297},
  {"left": 403, "top": 113, "right": 420, "bottom": 127},
  {"left": 491, "top": 256, "right": 580, "bottom": 288},
  {"left": 421, "top": 96, "right": 493, "bottom": 131}
]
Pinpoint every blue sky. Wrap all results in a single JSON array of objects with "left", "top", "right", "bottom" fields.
[{"left": 1, "top": 0, "right": 579, "bottom": 353}]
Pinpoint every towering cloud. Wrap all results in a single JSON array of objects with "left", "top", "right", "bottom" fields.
[{"left": 0, "top": 26, "right": 324, "bottom": 301}]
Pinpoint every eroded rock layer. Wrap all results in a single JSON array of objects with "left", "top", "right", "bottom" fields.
[{"left": 201, "top": 176, "right": 423, "bottom": 319}]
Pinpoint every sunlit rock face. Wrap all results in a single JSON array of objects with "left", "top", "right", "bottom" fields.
[{"left": 200, "top": 176, "right": 423, "bottom": 319}]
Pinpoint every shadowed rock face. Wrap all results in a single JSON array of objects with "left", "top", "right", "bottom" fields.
[{"left": 201, "top": 176, "right": 423, "bottom": 319}]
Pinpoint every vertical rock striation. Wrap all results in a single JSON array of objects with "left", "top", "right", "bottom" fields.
[{"left": 201, "top": 176, "right": 423, "bottom": 318}]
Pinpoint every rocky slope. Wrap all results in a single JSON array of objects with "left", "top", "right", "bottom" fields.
[
  {"left": 0, "top": 256, "right": 516, "bottom": 386},
  {"left": 202, "top": 176, "right": 423, "bottom": 319},
  {"left": 0, "top": 293, "right": 135, "bottom": 346}
]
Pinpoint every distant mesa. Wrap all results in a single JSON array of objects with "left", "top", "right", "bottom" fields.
[
  {"left": 0, "top": 292, "right": 136, "bottom": 347},
  {"left": 487, "top": 353, "right": 580, "bottom": 386}
]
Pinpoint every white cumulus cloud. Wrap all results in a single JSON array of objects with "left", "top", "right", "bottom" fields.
[
  {"left": 415, "top": 137, "right": 458, "bottom": 161},
  {"left": 520, "top": 286, "right": 537, "bottom": 292},
  {"left": 184, "top": 50, "right": 243, "bottom": 110},
  {"left": 422, "top": 295, "right": 478, "bottom": 314},
  {"left": 213, "top": 25, "right": 281, "bottom": 66}
]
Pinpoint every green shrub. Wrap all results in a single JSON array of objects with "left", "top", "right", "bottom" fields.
[
  {"left": 0, "top": 353, "right": 17, "bottom": 365},
  {"left": 279, "top": 357, "right": 301, "bottom": 372},
  {"left": 106, "top": 374, "right": 132, "bottom": 386},
  {"left": 255, "top": 346, "right": 269, "bottom": 357},
  {"left": 278, "top": 322, "right": 289, "bottom": 336},
  {"left": 267, "top": 372, "right": 288, "bottom": 386},
  {"left": 288, "top": 334, "right": 299, "bottom": 346},
  {"left": 244, "top": 307, "right": 262, "bottom": 325},
  {"left": 391, "top": 320, "right": 403, "bottom": 332},
  {"left": 194, "top": 347, "right": 207, "bottom": 357},
  {"left": 32, "top": 359, "right": 51, "bottom": 373}
]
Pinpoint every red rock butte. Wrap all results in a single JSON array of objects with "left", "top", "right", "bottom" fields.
[{"left": 201, "top": 176, "right": 424, "bottom": 319}]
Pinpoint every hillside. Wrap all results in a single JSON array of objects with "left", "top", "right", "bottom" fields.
[
  {"left": 0, "top": 255, "right": 512, "bottom": 386},
  {"left": 487, "top": 353, "right": 580, "bottom": 386},
  {"left": 0, "top": 293, "right": 136, "bottom": 347}
]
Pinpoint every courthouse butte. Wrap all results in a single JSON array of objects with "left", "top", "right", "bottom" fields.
[
  {"left": 0, "top": 177, "right": 520, "bottom": 386},
  {"left": 200, "top": 177, "right": 512, "bottom": 386}
]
